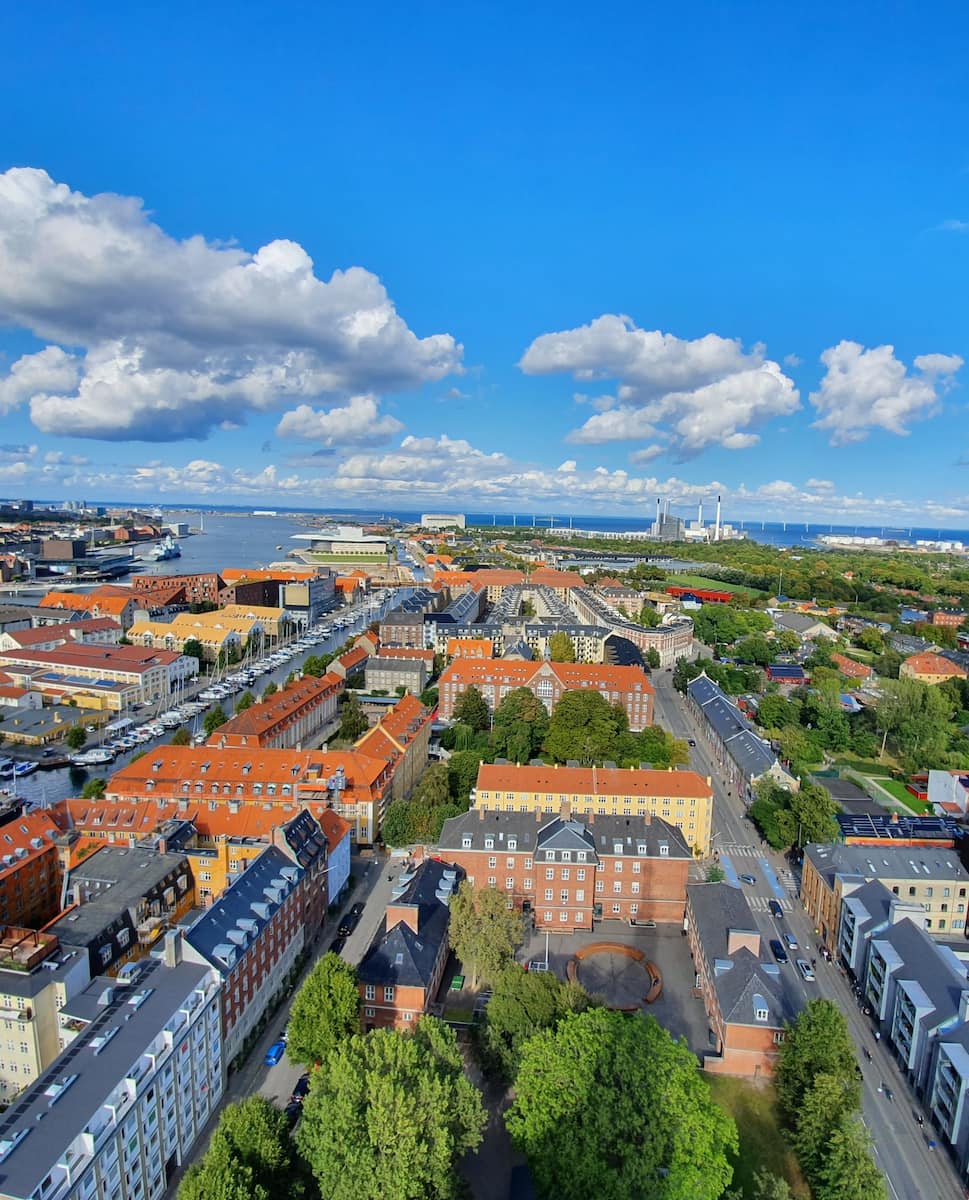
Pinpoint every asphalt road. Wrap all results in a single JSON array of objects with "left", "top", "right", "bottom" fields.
[{"left": 652, "top": 669, "right": 966, "bottom": 1200}]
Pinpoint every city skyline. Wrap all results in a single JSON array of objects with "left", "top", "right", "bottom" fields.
[{"left": 1, "top": 4, "right": 968, "bottom": 524}]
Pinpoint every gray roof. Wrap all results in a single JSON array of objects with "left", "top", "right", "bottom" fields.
[
  {"left": 841, "top": 879, "right": 897, "bottom": 941},
  {"left": 183, "top": 845, "right": 302, "bottom": 972},
  {"left": 357, "top": 858, "right": 460, "bottom": 989},
  {"left": 0, "top": 958, "right": 212, "bottom": 1199},
  {"left": 772, "top": 611, "right": 837, "bottom": 637},
  {"left": 873, "top": 917, "right": 969, "bottom": 1032},
  {"left": 805, "top": 841, "right": 969, "bottom": 885},
  {"left": 438, "top": 808, "right": 691, "bottom": 860},
  {"left": 687, "top": 674, "right": 781, "bottom": 781}
]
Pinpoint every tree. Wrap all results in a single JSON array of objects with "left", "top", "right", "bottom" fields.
[
  {"left": 544, "top": 689, "right": 628, "bottom": 765},
  {"left": 811, "top": 1116, "right": 887, "bottom": 1200},
  {"left": 447, "top": 881, "right": 524, "bottom": 988},
  {"left": 855, "top": 626, "right": 885, "bottom": 653},
  {"left": 339, "top": 693, "right": 369, "bottom": 741},
  {"left": 452, "top": 684, "right": 491, "bottom": 731},
  {"left": 481, "top": 963, "right": 593, "bottom": 1080},
  {"left": 793, "top": 1071, "right": 863, "bottom": 1181},
  {"left": 65, "top": 725, "right": 86, "bottom": 751},
  {"left": 235, "top": 690, "right": 255, "bottom": 713},
  {"left": 775, "top": 999, "right": 861, "bottom": 1126},
  {"left": 296, "top": 1019, "right": 486, "bottom": 1200},
  {"left": 788, "top": 782, "right": 840, "bottom": 845},
  {"left": 178, "top": 1096, "right": 299, "bottom": 1200},
  {"left": 644, "top": 646, "right": 661, "bottom": 669},
  {"left": 638, "top": 605, "right": 661, "bottom": 629},
  {"left": 419, "top": 686, "right": 439, "bottom": 708},
  {"left": 447, "top": 749, "right": 483, "bottom": 807},
  {"left": 203, "top": 707, "right": 227, "bottom": 737},
  {"left": 877, "top": 676, "right": 953, "bottom": 766},
  {"left": 757, "top": 693, "right": 801, "bottom": 730},
  {"left": 262, "top": 680, "right": 278, "bottom": 699},
  {"left": 492, "top": 687, "right": 549, "bottom": 763},
  {"left": 506, "top": 1008, "right": 737, "bottom": 1200},
  {"left": 182, "top": 638, "right": 204, "bottom": 667},
  {"left": 705, "top": 864, "right": 725, "bottom": 882},
  {"left": 725, "top": 1169, "right": 793, "bottom": 1200},
  {"left": 548, "top": 631, "right": 576, "bottom": 662},
  {"left": 287, "top": 953, "right": 360, "bottom": 1065},
  {"left": 170, "top": 725, "right": 191, "bottom": 746},
  {"left": 80, "top": 777, "right": 107, "bottom": 799},
  {"left": 380, "top": 800, "right": 415, "bottom": 847}
]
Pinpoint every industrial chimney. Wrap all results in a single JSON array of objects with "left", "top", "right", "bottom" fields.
[{"left": 714, "top": 495, "right": 722, "bottom": 542}]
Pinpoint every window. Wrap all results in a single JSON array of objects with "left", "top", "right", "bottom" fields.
[
  {"left": 773, "top": 1031, "right": 785, "bottom": 1045},
  {"left": 488, "top": 856, "right": 497, "bottom": 868},
  {"left": 577, "top": 851, "right": 586, "bottom": 862},
  {"left": 525, "top": 858, "right": 533, "bottom": 869},
  {"left": 544, "top": 911, "right": 553, "bottom": 922},
  {"left": 595, "top": 881, "right": 604, "bottom": 893},
  {"left": 544, "top": 889, "right": 553, "bottom": 901},
  {"left": 629, "top": 903, "right": 638, "bottom": 914},
  {"left": 364, "top": 1007, "right": 375, "bottom": 1017},
  {"left": 560, "top": 910, "right": 569, "bottom": 922},
  {"left": 755, "top": 1006, "right": 769, "bottom": 1022},
  {"left": 944, "top": 887, "right": 951, "bottom": 897},
  {"left": 561, "top": 851, "right": 571, "bottom": 862},
  {"left": 560, "top": 869, "right": 570, "bottom": 881},
  {"left": 506, "top": 877, "right": 514, "bottom": 889},
  {"left": 560, "top": 890, "right": 569, "bottom": 903},
  {"left": 384, "top": 986, "right": 395, "bottom": 1002},
  {"left": 461, "top": 836, "right": 472, "bottom": 849},
  {"left": 576, "top": 890, "right": 585, "bottom": 902},
  {"left": 613, "top": 882, "right": 622, "bottom": 894},
  {"left": 611, "top": 903, "right": 621, "bottom": 914},
  {"left": 484, "top": 837, "right": 494, "bottom": 850},
  {"left": 488, "top": 877, "right": 496, "bottom": 886},
  {"left": 545, "top": 851, "right": 555, "bottom": 861},
  {"left": 506, "top": 857, "right": 515, "bottom": 869},
  {"left": 614, "top": 861, "right": 622, "bottom": 873},
  {"left": 524, "top": 879, "right": 532, "bottom": 890},
  {"left": 365, "top": 985, "right": 375, "bottom": 1000},
  {"left": 909, "top": 887, "right": 917, "bottom": 897},
  {"left": 546, "top": 868, "right": 555, "bottom": 880},
  {"left": 631, "top": 882, "right": 640, "bottom": 895},
  {"left": 926, "top": 887, "right": 934, "bottom": 898},
  {"left": 403, "top": 1012, "right": 414, "bottom": 1022}
]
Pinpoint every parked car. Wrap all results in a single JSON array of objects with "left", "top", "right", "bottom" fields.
[
  {"left": 769, "top": 938, "right": 788, "bottom": 964},
  {"left": 349, "top": 901, "right": 365, "bottom": 917},
  {"left": 264, "top": 1039, "right": 287, "bottom": 1067},
  {"left": 291, "top": 1074, "right": 311, "bottom": 1102},
  {"left": 687, "top": 738, "right": 697, "bottom": 747},
  {"left": 739, "top": 873, "right": 757, "bottom": 886},
  {"left": 796, "top": 958, "right": 815, "bottom": 982},
  {"left": 338, "top": 912, "right": 359, "bottom": 936},
  {"left": 768, "top": 899, "right": 783, "bottom": 919},
  {"left": 783, "top": 931, "right": 799, "bottom": 951},
  {"left": 329, "top": 936, "right": 347, "bottom": 955}
]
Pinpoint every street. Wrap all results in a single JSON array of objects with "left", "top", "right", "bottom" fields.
[{"left": 651, "top": 668, "right": 966, "bottom": 1200}]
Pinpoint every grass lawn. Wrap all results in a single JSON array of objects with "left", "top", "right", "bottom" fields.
[
  {"left": 835, "top": 756, "right": 894, "bottom": 776},
  {"left": 871, "top": 777, "right": 931, "bottom": 814},
  {"left": 705, "top": 1074, "right": 809, "bottom": 1198},
  {"left": 668, "top": 574, "right": 767, "bottom": 598}
]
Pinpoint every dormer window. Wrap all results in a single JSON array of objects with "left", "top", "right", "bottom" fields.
[
  {"left": 462, "top": 835, "right": 472, "bottom": 849},
  {"left": 545, "top": 851, "right": 555, "bottom": 861},
  {"left": 613, "top": 843, "right": 623, "bottom": 855},
  {"left": 637, "top": 843, "right": 647, "bottom": 855},
  {"left": 577, "top": 851, "right": 586, "bottom": 863},
  {"left": 659, "top": 843, "right": 669, "bottom": 857},
  {"left": 561, "top": 851, "right": 571, "bottom": 862},
  {"left": 507, "top": 838, "right": 517, "bottom": 851}
]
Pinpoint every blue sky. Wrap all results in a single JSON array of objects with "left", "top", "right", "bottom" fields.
[{"left": 1, "top": 1, "right": 968, "bottom": 525}]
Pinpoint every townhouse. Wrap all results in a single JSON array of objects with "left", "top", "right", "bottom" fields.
[
  {"left": 801, "top": 841, "right": 969, "bottom": 951},
  {"left": 685, "top": 882, "right": 800, "bottom": 1077},
  {"left": 471, "top": 761, "right": 714, "bottom": 855},
  {"left": 0, "top": 950, "right": 223, "bottom": 1200},
  {"left": 181, "top": 845, "right": 308, "bottom": 1065},
  {"left": 357, "top": 858, "right": 460, "bottom": 1030},
  {"left": 438, "top": 659, "right": 655, "bottom": 730},
  {"left": 438, "top": 806, "right": 690, "bottom": 931},
  {"left": 208, "top": 672, "right": 343, "bottom": 749}
]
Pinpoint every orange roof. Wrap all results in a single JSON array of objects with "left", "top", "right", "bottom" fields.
[
  {"left": 430, "top": 569, "right": 524, "bottom": 589},
  {"left": 335, "top": 578, "right": 360, "bottom": 593},
  {"left": 831, "top": 652, "right": 874, "bottom": 679},
  {"left": 210, "top": 673, "right": 343, "bottom": 742},
  {"left": 902, "top": 652, "right": 968, "bottom": 678},
  {"left": 376, "top": 646, "right": 434, "bottom": 662},
  {"left": 446, "top": 638, "right": 493, "bottom": 658},
  {"left": 91, "top": 594, "right": 134, "bottom": 617},
  {"left": 440, "top": 659, "right": 654, "bottom": 694},
  {"left": 38, "top": 592, "right": 92, "bottom": 612},
  {"left": 338, "top": 645, "right": 369, "bottom": 671},
  {"left": 0, "top": 811, "right": 61, "bottom": 881},
  {"left": 376, "top": 693, "right": 433, "bottom": 741},
  {"left": 0, "top": 642, "right": 184, "bottom": 673},
  {"left": 529, "top": 567, "right": 585, "bottom": 589},
  {"left": 316, "top": 808, "right": 353, "bottom": 852},
  {"left": 476, "top": 761, "right": 711, "bottom": 800},
  {"left": 220, "top": 568, "right": 316, "bottom": 583}
]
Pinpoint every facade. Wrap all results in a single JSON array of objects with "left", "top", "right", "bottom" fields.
[
  {"left": 282, "top": 574, "right": 336, "bottom": 624},
  {"left": 438, "top": 659, "right": 655, "bottom": 730},
  {"left": 378, "top": 610, "right": 427, "bottom": 649},
  {"left": 928, "top": 771, "right": 969, "bottom": 817},
  {"left": 567, "top": 586, "right": 694, "bottom": 667},
  {"left": 687, "top": 673, "right": 797, "bottom": 802},
  {"left": 354, "top": 694, "right": 434, "bottom": 804},
  {"left": 357, "top": 858, "right": 459, "bottom": 1030},
  {"left": 131, "top": 572, "right": 224, "bottom": 606},
  {"left": 770, "top": 611, "right": 839, "bottom": 642},
  {"left": 0, "top": 643, "right": 197, "bottom": 707},
  {"left": 128, "top": 613, "right": 263, "bottom": 663},
  {"left": 208, "top": 673, "right": 343, "bottom": 749},
  {"left": 801, "top": 840, "right": 969, "bottom": 950},
  {"left": 900, "top": 652, "right": 969, "bottom": 685},
  {"left": 685, "top": 883, "right": 799, "bottom": 1077},
  {"left": 364, "top": 656, "right": 428, "bottom": 695},
  {"left": 446, "top": 637, "right": 493, "bottom": 659},
  {"left": 39, "top": 591, "right": 138, "bottom": 630},
  {"left": 182, "top": 845, "right": 307, "bottom": 1066},
  {"left": 420, "top": 513, "right": 466, "bottom": 530},
  {"left": 317, "top": 810, "right": 353, "bottom": 902},
  {"left": 471, "top": 761, "right": 713, "bottom": 855},
  {"left": 438, "top": 807, "right": 690, "bottom": 931},
  {"left": 932, "top": 610, "right": 967, "bottom": 628},
  {"left": 0, "top": 952, "right": 223, "bottom": 1200},
  {"left": 0, "top": 812, "right": 64, "bottom": 930}
]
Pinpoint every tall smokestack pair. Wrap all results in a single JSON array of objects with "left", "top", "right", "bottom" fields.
[{"left": 714, "top": 495, "right": 721, "bottom": 542}]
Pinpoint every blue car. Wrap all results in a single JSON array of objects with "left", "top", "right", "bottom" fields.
[{"left": 264, "top": 1039, "right": 287, "bottom": 1067}]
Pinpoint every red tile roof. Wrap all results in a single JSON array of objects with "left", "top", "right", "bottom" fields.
[{"left": 476, "top": 762, "right": 711, "bottom": 800}]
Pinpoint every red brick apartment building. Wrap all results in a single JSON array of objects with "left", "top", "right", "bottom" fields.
[
  {"left": 131, "top": 572, "right": 225, "bottom": 606},
  {"left": 438, "top": 806, "right": 690, "bottom": 931},
  {"left": 0, "top": 812, "right": 64, "bottom": 929},
  {"left": 209, "top": 673, "right": 343, "bottom": 749},
  {"left": 685, "top": 883, "right": 799, "bottom": 1077},
  {"left": 357, "top": 857, "right": 460, "bottom": 1029},
  {"left": 355, "top": 693, "right": 434, "bottom": 802},
  {"left": 438, "top": 659, "right": 655, "bottom": 730}
]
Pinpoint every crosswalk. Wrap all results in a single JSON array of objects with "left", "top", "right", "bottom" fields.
[
  {"left": 718, "top": 842, "right": 760, "bottom": 858},
  {"left": 747, "top": 895, "right": 795, "bottom": 914}
]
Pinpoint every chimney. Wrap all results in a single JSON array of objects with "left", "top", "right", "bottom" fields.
[
  {"left": 698, "top": 499, "right": 703, "bottom": 526},
  {"left": 560, "top": 799, "right": 571, "bottom": 821},
  {"left": 588, "top": 811, "right": 595, "bottom": 825},
  {"left": 478, "top": 807, "right": 486, "bottom": 821},
  {"left": 714, "top": 495, "right": 721, "bottom": 542},
  {"left": 163, "top": 928, "right": 182, "bottom": 968}
]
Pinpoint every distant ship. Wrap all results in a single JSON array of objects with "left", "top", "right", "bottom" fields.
[{"left": 150, "top": 534, "right": 182, "bottom": 561}]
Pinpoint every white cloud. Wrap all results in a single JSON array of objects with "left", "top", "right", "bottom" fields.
[
  {"left": 810, "top": 341, "right": 963, "bottom": 445},
  {"left": 520, "top": 314, "right": 799, "bottom": 456},
  {"left": 0, "top": 168, "right": 462, "bottom": 441},
  {"left": 628, "top": 444, "right": 665, "bottom": 464},
  {"left": 275, "top": 394, "right": 404, "bottom": 445},
  {"left": 783, "top": 353, "right": 802, "bottom": 368}
]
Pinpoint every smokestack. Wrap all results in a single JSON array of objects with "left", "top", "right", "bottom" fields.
[
  {"left": 714, "top": 496, "right": 721, "bottom": 542},
  {"left": 698, "top": 499, "right": 703, "bottom": 527}
]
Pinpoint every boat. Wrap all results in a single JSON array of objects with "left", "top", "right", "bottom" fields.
[
  {"left": 150, "top": 535, "right": 182, "bottom": 562},
  {"left": 12, "top": 762, "right": 37, "bottom": 778}
]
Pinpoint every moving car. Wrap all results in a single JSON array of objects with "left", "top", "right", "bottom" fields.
[
  {"left": 796, "top": 958, "right": 815, "bottom": 982},
  {"left": 769, "top": 938, "right": 788, "bottom": 964},
  {"left": 739, "top": 873, "right": 757, "bottom": 886},
  {"left": 264, "top": 1039, "right": 287, "bottom": 1067},
  {"left": 783, "top": 931, "right": 798, "bottom": 951},
  {"left": 768, "top": 899, "right": 784, "bottom": 919}
]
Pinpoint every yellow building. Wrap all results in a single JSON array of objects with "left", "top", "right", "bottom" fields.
[
  {"left": 129, "top": 610, "right": 270, "bottom": 662},
  {"left": 219, "top": 603, "right": 291, "bottom": 642},
  {"left": 471, "top": 762, "right": 714, "bottom": 855}
]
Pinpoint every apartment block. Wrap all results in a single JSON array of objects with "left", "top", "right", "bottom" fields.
[
  {"left": 131, "top": 572, "right": 225, "bottom": 606},
  {"left": 472, "top": 761, "right": 713, "bottom": 855},
  {"left": 208, "top": 673, "right": 343, "bottom": 749},
  {"left": 354, "top": 694, "right": 434, "bottom": 803},
  {"left": 0, "top": 644, "right": 197, "bottom": 708},
  {"left": 0, "top": 951, "right": 223, "bottom": 1200},
  {"left": 438, "top": 807, "right": 690, "bottom": 931},
  {"left": 0, "top": 811, "right": 64, "bottom": 930}
]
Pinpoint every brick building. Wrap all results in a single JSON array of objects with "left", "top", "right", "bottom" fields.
[
  {"left": 0, "top": 811, "right": 64, "bottom": 929},
  {"left": 472, "top": 761, "right": 713, "bottom": 855},
  {"left": 438, "top": 807, "right": 690, "bottom": 930},
  {"left": 438, "top": 659, "right": 655, "bottom": 730},
  {"left": 900, "top": 652, "right": 968, "bottom": 685},
  {"left": 357, "top": 858, "right": 460, "bottom": 1030},
  {"left": 208, "top": 672, "right": 343, "bottom": 749},
  {"left": 131, "top": 572, "right": 225, "bottom": 606},
  {"left": 355, "top": 694, "right": 434, "bottom": 803}
]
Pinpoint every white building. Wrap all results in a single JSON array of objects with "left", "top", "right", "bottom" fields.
[
  {"left": 420, "top": 513, "right": 466, "bottom": 530},
  {"left": 0, "top": 943, "right": 222, "bottom": 1200}
]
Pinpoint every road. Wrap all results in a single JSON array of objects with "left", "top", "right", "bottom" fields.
[{"left": 651, "top": 668, "right": 966, "bottom": 1200}]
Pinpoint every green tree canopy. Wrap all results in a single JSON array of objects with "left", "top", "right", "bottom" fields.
[
  {"left": 287, "top": 953, "right": 360, "bottom": 1066},
  {"left": 447, "top": 749, "right": 483, "bottom": 806},
  {"left": 178, "top": 1096, "right": 299, "bottom": 1200},
  {"left": 452, "top": 684, "right": 491, "bottom": 731},
  {"left": 170, "top": 726, "right": 191, "bottom": 746},
  {"left": 65, "top": 725, "right": 87, "bottom": 751},
  {"left": 262, "top": 680, "right": 278, "bottom": 699},
  {"left": 80, "top": 777, "right": 107, "bottom": 799},
  {"left": 544, "top": 689, "right": 629, "bottom": 764},
  {"left": 296, "top": 1018, "right": 486, "bottom": 1200},
  {"left": 234, "top": 690, "right": 255, "bottom": 713},
  {"left": 877, "top": 676, "right": 954, "bottom": 767},
  {"left": 506, "top": 1008, "right": 738, "bottom": 1200},
  {"left": 202, "top": 707, "right": 227, "bottom": 737},
  {"left": 492, "top": 686, "right": 549, "bottom": 763},
  {"left": 448, "top": 881, "right": 524, "bottom": 988},
  {"left": 339, "top": 692, "right": 369, "bottom": 741},
  {"left": 548, "top": 631, "right": 576, "bottom": 662},
  {"left": 775, "top": 999, "right": 861, "bottom": 1125},
  {"left": 811, "top": 1116, "right": 887, "bottom": 1200},
  {"left": 482, "top": 963, "right": 593, "bottom": 1080},
  {"left": 182, "top": 637, "right": 204, "bottom": 665}
]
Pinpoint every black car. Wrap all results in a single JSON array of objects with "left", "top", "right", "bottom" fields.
[
  {"left": 350, "top": 901, "right": 365, "bottom": 918},
  {"left": 337, "top": 912, "right": 359, "bottom": 936},
  {"left": 291, "top": 1074, "right": 311, "bottom": 1102},
  {"left": 687, "top": 738, "right": 696, "bottom": 747},
  {"left": 768, "top": 899, "right": 783, "bottom": 919},
  {"left": 769, "top": 938, "right": 788, "bottom": 964},
  {"left": 329, "top": 935, "right": 346, "bottom": 955}
]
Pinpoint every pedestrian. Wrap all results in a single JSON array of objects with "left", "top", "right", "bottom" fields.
[{"left": 875, "top": 1031, "right": 881, "bottom": 1042}]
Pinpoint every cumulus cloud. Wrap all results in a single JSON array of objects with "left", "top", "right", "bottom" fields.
[
  {"left": 275, "top": 394, "right": 404, "bottom": 445},
  {"left": 520, "top": 314, "right": 799, "bottom": 457},
  {"left": 628, "top": 444, "right": 666, "bottom": 464},
  {"left": 0, "top": 168, "right": 463, "bottom": 441},
  {"left": 810, "top": 341, "right": 963, "bottom": 445}
]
